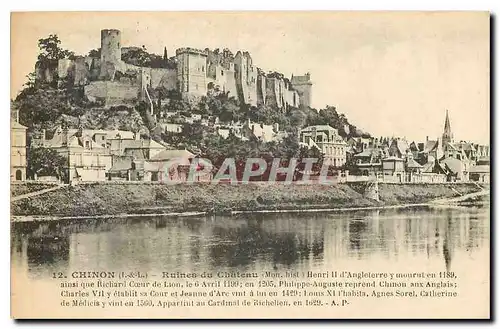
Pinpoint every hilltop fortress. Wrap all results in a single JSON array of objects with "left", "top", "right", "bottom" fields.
[{"left": 38, "top": 29, "right": 313, "bottom": 111}]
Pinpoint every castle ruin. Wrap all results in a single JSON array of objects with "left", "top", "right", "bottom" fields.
[{"left": 41, "top": 29, "right": 313, "bottom": 111}]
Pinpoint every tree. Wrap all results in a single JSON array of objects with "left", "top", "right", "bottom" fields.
[
  {"left": 88, "top": 48, "right": 101, "bottom": 57},
  {"left": 23, "top": 72, "right": 37, "bottom": 90},
  {"left": 27, "top": 147, "right": 67, "bottom": 181},
  {"left": 37, "top": 34, "right": 75, "bottom": 63}
]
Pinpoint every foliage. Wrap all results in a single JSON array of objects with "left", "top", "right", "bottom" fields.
[
  {"left": 37, "top": 34, "right": 76, "bottom": 63},
  {"left": 26, "top": 147, "right": 67, "bottom": 181},
  {"left": 88, "top": 48, "right": 101, "bottom": 58},
  {"left": 121, "top": 46, "right": 176, "bottom": 69}
]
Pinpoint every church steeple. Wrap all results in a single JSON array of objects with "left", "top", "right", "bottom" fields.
[{"left": 442, "top": 109, "right": 453, "bottom": 144}]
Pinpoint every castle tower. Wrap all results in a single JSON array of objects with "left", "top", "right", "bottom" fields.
[
  {"left": 234, "top": 51, "right": 257, "bottom": 106},
  {"left": 100, "top": 29, "right": 122, "bottom": 79},
  {"left": 442, "top": 109, "right": 454, "bottom": 145},
  {"left": 176, "top": 48, "right": 208, "bottom": 96},
  {"left": 291, "top": 73, "right": 313, "bottom": 108}
]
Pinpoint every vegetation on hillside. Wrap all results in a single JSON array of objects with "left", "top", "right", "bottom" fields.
[
  {"left": 14, "top": 33, "right": 369, "bottom": 166},
  {"left": 26, "top": 147, "right": 68, "bottom": 181}
]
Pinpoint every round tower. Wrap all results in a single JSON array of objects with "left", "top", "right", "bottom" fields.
[{"left": 100, "top": 29, "right": 122, "bottom": 65}]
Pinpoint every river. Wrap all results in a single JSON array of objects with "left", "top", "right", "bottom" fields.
[{"left": 10, "top": 205, "right": 490, "bottom": 318}]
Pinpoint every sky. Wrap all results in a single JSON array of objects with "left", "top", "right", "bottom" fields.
[{"left": 10, "top": 12, "right": 490, "bottom": 144}]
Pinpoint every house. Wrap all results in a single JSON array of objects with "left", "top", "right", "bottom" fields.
[
  {"left": 243, "top": 120, "right": 277, "bottom": 142},
  {"left": 353, "top": 148, "right": 384, "bottom": 177},
  {"left": 300, "top": 125, "right": 347, "bottom": 167},
  {"left": 381, "top": 156, "right": 405, "bottom": 182},
  {"left": 145, "top": 149, "right": 213, "bottom": 182},
  {"left": 40, "top": 126, "right": 114, "bottom": 183},
  {"left": 440, "top": 156, "right": 470, "bottom": 182},
  {"left": 107, "top": 156, "right": 134, "bottom": 181},
  {"left": 109, "top": 137, "right": 166, "bottom": 159},
  {"left": 420, "top": 159, "right": 448, "bottom": 183},
  {"left": 405, "top": 157, "right": 424, "bottom": 183},
  {"left": 388, "top": 138, "right": 410, "bottom": 159},
  {"left": 11, "top": 117, "right": 27, "bottom": 181},
  {"left": 418, "top": 138, "right": 443, "bottom": 164},
  {"left": 469, "top": 165, "right": 489, "bottom": 183}
]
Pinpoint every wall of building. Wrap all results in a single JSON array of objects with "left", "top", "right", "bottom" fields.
[
  {"left": 291, "top": 74, "right": 312, "bottom": 108},
  {"left": 234, "top": 52, "right": 258, "bottom": 106},
  {"left": 101, "top": 29, "right": 122, "bottom": 63},
  {"left": 11, "top": 126, "right": 27, "bottom": 181},
  {"left": 265, "top": 77, "right": 285, "bottom": 109},
  {"left": 74, "top": 57, "right": 90, "bottom": 86},
  {"left": 58, "top": 59, "right": 74, "bottom": 80},
  {"left": 176, "top": 48, "right": 208, "bottom": 96},
  {"left": 257, "top": 73, "right": 267, "bottom": 106},
  {"left": 149, "top": 68, "right": 178, "bottom": 90},
  {"left": 84, "top": 81, "right": 140, "bottom": 107}
]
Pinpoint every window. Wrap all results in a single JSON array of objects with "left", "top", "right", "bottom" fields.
[
  {"left": 85, "top": 141, "right": 90, "bottom": 149},
  {"left": 221, "top": 70, "right": 224, "bottom": 76},
  {"left": 202, "top": 66, "right": 205, "bottom": 72}
]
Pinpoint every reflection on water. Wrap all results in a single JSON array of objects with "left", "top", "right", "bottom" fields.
[{"left": 11, "top": 206, "right": 489, "bottom": 279}]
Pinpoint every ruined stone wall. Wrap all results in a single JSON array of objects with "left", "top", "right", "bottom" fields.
[
  {"left": 235, "top": 52, "right": 258, "bottom": 106},
  {"left": 225, "top": 68, "right": 238, "bottom": 99},
  {"left": 291, "top": 73, "right": 312, "bottom": 108},
  {"left": 89, "top": 58, "right": 101, "bottom": 80},
  {"left": 35, "top": 61, "right": 57, "bottom": 84},
  {"left": 58, "top": 59, "right": 74, "bottom": 80},
  {"left": 265, "top": 77, "right": 281, "bottom": 109},
  {"left": 149, "top": 68, "right": 177, "bottom": 90},
  {"left": 74, "top": 57, "right": 90, "bottom": 86},
  {"left": 84, "top": 81, "right": 140, "bottom": 107},
  {"left": 257, "top": 73, "right": 267, "bottom": 106},
  {"left": 176, "top": 48, "right": 208, "bottom": 96},
  {"left": 247, "top": 66, "right": 257, "bottom": 106}
]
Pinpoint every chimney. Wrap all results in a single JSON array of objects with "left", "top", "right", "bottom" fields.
[
  {"left": 41, "top": 129, "right": 46, "bottom": 141},
  {"left": 426, "top": 136, "right": 429, "bottom": 142}
]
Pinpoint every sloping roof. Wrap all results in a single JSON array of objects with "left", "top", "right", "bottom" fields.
[
  {"left": 109, "top": 157, "right": 133, "bottom": 173},
  {"left": 459, "top": 142, "right": 476, "bottom": 151},
  {"left": 391, "top": 139, "right": 409, "bottom": 155},
  {"left": 11, "top": 119, "right": 27, "bottom": 130},
  {"left": 406, "top": 158, "right": 423, "bottom": 168},
  {"left": 409, "top": 142, "right": 419, "bottom": 151},
  {"left": 423, "top": 140, "right": 438, "bottom": 153},
  {"left": 469, "top": 165, "right": 490, "bottom": 173},
  {"left": 354, "top": 149, "right": 372, "bottom": 157},
  {"left": 383, "top": 156, "right": 404, "bottom": 162},
  {"left": 440, "top": 157, "right": 463, "bottom": 174},
  {"left": 300, "top": 125, "right": 338, "bottom": 133},
  {"left": 120, "top": 139, "right": 166, "bottom": 150},
  {"left": 150, "top": 149, "right": 195, "bottom": 161},
  {"left": 422, "top": 160, "right": 448, "bottom": 174},
  {"left": 124, "top": 148, "right": 148, "bottom": 160},
  {"left": 445, "top": 142, "right": 458, "bottom": 151}
]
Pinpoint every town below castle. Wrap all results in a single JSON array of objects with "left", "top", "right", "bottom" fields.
[{"left": 11, "top": 29, "right": 490, "bottom": 186}]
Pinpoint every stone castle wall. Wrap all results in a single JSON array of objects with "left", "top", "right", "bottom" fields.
[
  {"left": 47, "top": 29, "right": 312, "bottom": 109},
  {"left": 84, "top": 81, "right": 140, "bottom": 107}
]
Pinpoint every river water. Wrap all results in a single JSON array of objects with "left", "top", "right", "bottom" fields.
[{"left": 11, "top": 205, "right": 490, "bottom": 318}]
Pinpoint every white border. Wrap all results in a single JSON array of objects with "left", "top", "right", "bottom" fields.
[{"left": 2, "top": 1, "right": 497, "bottom": 328}]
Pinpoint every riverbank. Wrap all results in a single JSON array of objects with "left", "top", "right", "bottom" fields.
[{"left": 10, "top": 182, "right": 487, "bottom": 220}]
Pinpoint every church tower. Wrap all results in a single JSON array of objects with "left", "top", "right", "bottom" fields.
[{"left": 442, "top": 109, "right": 453, "bottom": 145}]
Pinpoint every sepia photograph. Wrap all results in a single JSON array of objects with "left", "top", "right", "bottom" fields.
[{"left": 10, "top": 11, "right": 490, "bottom": 319}]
